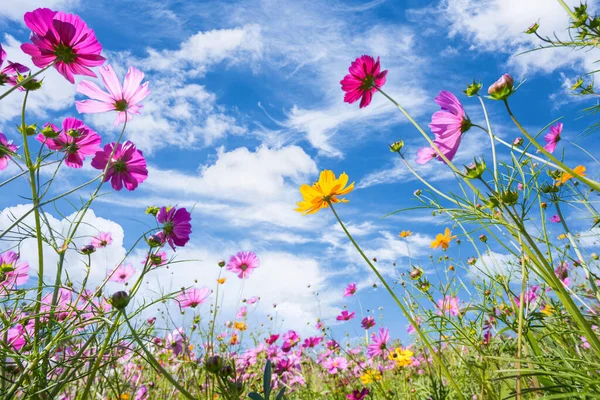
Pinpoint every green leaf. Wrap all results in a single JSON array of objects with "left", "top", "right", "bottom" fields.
[
  {"left": 248, "top": 393, "right": 264, "bottom": 400},
  {"left": 275, "top": 387, "right": 286, "bottom": 400},
  {"left": 263, "top": 360, "right": 272, "bottom": 399}
]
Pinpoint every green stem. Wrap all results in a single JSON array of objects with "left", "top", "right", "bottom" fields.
[
  {"left": 0, "top": 64, "right": 54, "bottom": 101},
  {"left": 477, "top": 96, "right": 498, "bottom": 189}
]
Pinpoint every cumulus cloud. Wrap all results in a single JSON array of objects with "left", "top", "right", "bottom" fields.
[{"left": 0, "top": 0, "right": 79, "bottom": 21}]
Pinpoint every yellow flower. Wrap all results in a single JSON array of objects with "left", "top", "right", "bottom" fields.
[
  {"left": 555, "top": 165, "right": 586, "bottom": 186},
  {"left": 120, "top": 395, "right": 130, "bottom": 400},
  {"left": 388, "top": 347, "right": 414, "bottom": 367},
  {"left": 558, "top": 234, "right": 567, "bottom": 240},
  {"left": 230, "top": 333, "right": 239, "bottom": 345},
  {"left": 430, "top": 228, "right": 456, "bottom": 250},
  {"left": 296, "top": 170, "right": 355, "bottom": 215},
  {"left": 217, "top": 278, "right": 226, "bottom": 284},
  {"left": 359, "top": 368, "right": 382, "bottom": 384},
  {"left": 234, "top": 321, "right": 247, "bottom": 331},
  {"left": 399, "top": 230, "right": 413, "bottom": 238},
  {"left": 540, "top": 304, "right": 554, "bottom": 317}
]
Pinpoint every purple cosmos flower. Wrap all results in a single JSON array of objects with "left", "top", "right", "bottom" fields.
[
  {"left": 549, "top": 215, "right": 561, "bottom": 223},
  {"left": 0, "top": 251, "right": 29, "bottom": 290},
  {"left": 176, "top": 287, "right": 211, "bottom": 308},
  {"left": 156, "top": 206, "right": 192, "bottom": 251},
  {"left": 76, "top": 65, "right": 150, "bottom": 126},
  {"left": 226, "top": 251, "right": 259, "bottom": 279},
  {"left": 361, "top": 316, "right": 375, "bottom": 330},
  {"left": 0, "top": 44, "right": 30, "bottom": 89},
  {"left": 135, "top": 385, "right": 149, "bottom": 400},
  {"left": 340, "top": 55, "right": 387, "bottom": 108},
  {"left": 344, "top": 282, "right": 357, "bottom": 297},
  {"left": 336, "top": 310, "right": 355, "bottom": 321},
  {"left": 166, "top": 328, "right": 184, "bottom": 356},
  {"left": 20, "top": 8, "right": 105, "bottom": 84},
  {"left": 91, "top": 232, "right": 112, "bottom": 248},
  {"left": 37, "top": 118, "right": 101, "bottom": 168},
  {"left": 91, "top": 141, "right": 148, "bottom": 191},
  {"left": 367, "top": 328, "right": 389, "bottom": 358},
  {"left": 543, "top": 123, "right": 562, "bottom": 154},
  {"left": 108, "top": 264, "right": 135, "bottom": 284},
  {"left": 347, "top": 389, "right": 370, "bottom": 400},
  {"left": 0, "top": 132, "right": 18, "bottom": 171}
]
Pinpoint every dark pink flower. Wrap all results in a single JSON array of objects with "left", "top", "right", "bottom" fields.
[
  {"left": 549, "top": 215, "right": 561, "bottom": 223},
  {"left": 347, "top": 388, "right": 370, "bottom": 400},
  {"left": 343, "top": 282, "right": 357, "bottom": 297},
  {"left": 226, "top": 251, "right": 259, "bottom": 279},
  {"left": 37, "top": 118, "right": 101, "bottom": 168},
  {"left": 265, "top": 334, "right": 279, "bottom": 345},
  {"left": 156, "top": 206, "right": 192, "bottom": 251},
  {"left": 543, "top": 123, "right": 562, "bottom": 154},
  {"left": 0, "top": 43, "right": 30, "bottom": 89},
  {"left": 302, "top": 336, "right": 323, "bottom": 349},
  {"left": 91, "top": 141, "right": 148, "bottom": 191},
  {"left": 91, "top": 232, "right": 112, "bottom": 248},
  {"left": 0, "top": 251, "right": 29, "bottom": 289},
  {"left": 176, "top": 287, "right": 210, "bottom": 308},
  {"left": 76, "top": 65, "right": 150, "bottom": 126},
  {"left": 361, "top": 316, "right": 375, "bottom": 329},
  {"left": 20, "top": 8, "right": 105, "bottom": 84},
  {"left": 336, "top": 310, "right": 355, "bottom": 321},
  {"left": 108, "top": 264, "right": 135, "bottom": 283},
  {"left": 6, "top": 325, "right": 26, "bottom": 351},
  {"left": 367, "top": 328, "right": 389, "bottom": 358},
  {"left": 0, "top": 132, "right": 18, "bottom": 171},
  {"left": 340, "top": 55, "right": 387, "bottom": 108}
]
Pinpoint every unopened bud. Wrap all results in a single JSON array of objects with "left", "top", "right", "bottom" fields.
[
  {"left": 218, "top": 260, "right": 226, "bottom": 268},
  {"left": 18, "top": 123, "right": 38, "bottom": 137},
  {"left": 39, "top": 123, "right": 60, "bottom": 139},
  {"left": 479, "top": 234, "right": 487, "bottom": 243},
  {"left": 463, "top": 80, "right": 483, "bottom": 97},
  {"left": 409, "top": 267, "right": 423, "bottom": 280},
  {"left": 111, "top": 291, "right": 130, "bottom": 310},
  {"left": 81, "top": 244, "right": 96, "bottom": 255},
  {"left": 389, "top": 140, "right": 404, "bottom": 153},
  {"left": 147, "top": 234, "right": 164, "bottom": 248},
  {"left": 513, "top": 137, "right": 523, "bottom": 147},
  {"left": 525, "top": 22, "right": 539, "bottom": 34},
  {"left": 464, "top": 158, "right": 486, "bottom": 179},
  {"left": 205, "top": 355, "right": 223, "bottom": 374},
  {"left": 488, "top": 74, "right": 514, "bottom": 100}
]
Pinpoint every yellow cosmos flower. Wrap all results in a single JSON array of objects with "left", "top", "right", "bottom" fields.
[
  {"left": 234, "top": 321, "right": 247, "bottom": 331},
  {"left": 296, "top": 170, "right": 355, "bottom": 215},
  {"left": 388, "top": 347, "right": 414, "bottom": 367},
  {"left": 399, "top": 230, "right": 413, "bottom": 238},
  {"left": 359, "top": 368, "right": 382, "bottom": 384},
  {"left": 555, "top": 165, "right": 586, "bottom": 186},
  {"left": 217, "top": 278, "right": 226, "bottom": 284},
  {"left": 540, "top": 304, "right": 554, "bottom": 317},
  {"left": 430, "top": 228, "right": 456, "bottom": 250}
]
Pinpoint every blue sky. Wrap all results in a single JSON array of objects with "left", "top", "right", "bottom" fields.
[{"left": 1, "top": 0, "right": 599, "bottom": 342}]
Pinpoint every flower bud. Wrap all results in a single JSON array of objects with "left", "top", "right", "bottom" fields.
[
  {"left": 540, "top": 202, "right": 548, "bottom": 209},
  {"left": 488, "top": 74, "right": 514, "bottom": 100},
  {"left": 418, "top": 280, "right": 430, "bottom": 292},
  {"left": 18, "top": 123, "right": 38, "bottom": 137},
  {"left": 571, "top": 77, "right": 584, "bottom": 91},
  {"left": 205, "top": 355, "right": 223, "bottom": 374},
  {"left": 81, "top": 244, "right": 96, "bottom": 255},
  {"left": 145, "top": 206, "right": 160, "bottom": 216},
  {"left": 525, "top": 22, "right": 539, "bottom": 34},
  {"left": 467, "top": 257, "right": 477, "bottom": 266},
  {"left": 513, "top": 137, "right": 523, "bottom": 147},
  {"left": 17, "top": 73, "right": 42, "bottom": 91},
  {"left": 40, "top": 123, "right": 60, "bottom": 139},
  {"left": 500, "top": 189, "right": 519, "bottom": 206},
  {"left": 218, "top": 260, "right": 226, "bottom": 268},
  {"left": 414, "top": 189, "right": 422, "bottom": 196},
  {"left": 592, "top": 253, "right": 599, "bottom": 260},
  {"left": 463, "top": 80, "right": 483, "bottom": 97},
  {"left": 111, "top": 291, "right": 130, "bottom": 310},
  {"left": 389, "top": 140, "right": 404, "bottom": 153},
  {"left": 409, "top": 267, "right": 423, "bottom": 280},
  {"left": 147, "top": 234, "right": 164, "bottom": 248},
  {"left": 540, "top": 183, "right": 559, "bottom": 194},
  {"left": 147, "top": 317, "right": 156, "bottom": 325},
  {"left": 464, "top": 158, "right": 486, "bottom": 179},
  {"left": 221, "top": 365, "right": 233, "bottom": 377}
]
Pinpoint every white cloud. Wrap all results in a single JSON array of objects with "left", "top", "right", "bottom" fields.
[
  {"left": 0, "top": 0, "right": 79, "bottom": 21},
  {"left": 469, "top": 250, "right": 519, "bottom": 281}
]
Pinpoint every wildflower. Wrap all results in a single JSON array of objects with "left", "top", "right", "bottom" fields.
[
  {"left": 488, "top": 73, "right": 514, "bottom": 100},
  {"left": 430, "top": 228, "right": 456, "bottom": 250},
  {"left": 233, "top": 321, "right": 247, "bottom": 331},
  {"left": 37, "top": 118, "right": 101, "bottom": 168},
  {"left": 347, "top": 389, "right": 370, "bottom": 400},
  {"left": 0, "top": 132, "right": 18, "bottom": 171},
  {"left": 513, "top": 137, "right": 524, "bottom": 146},
  {"left": 296, "top": 170, "right": 355, "bottom": 214},
  {"left": 166, "top": 328, "right": 185, "bottom": 356},
  {"left": 367, "top": 328, "right": 390, "bottom": 358},
  {"left": 156, "top": 206, "right": 192, "bottom": 251},
  {"left": 302, "top": 336, "right": 323, "bottom": 348},
  {"left": 217, "top": 278, "right": 226, "bottom": 284},
  {"left": 237, "top": 306, "right": 248, "bottom": 319},
  {"left": 361, "top": 316, "right": 376, "bottom": 329},
  {"left": 437, "top": 295, "right": 460, "bottom": 317},
  {"left": 549, "top": 215, "right": 561, "bottom": 223},
  {"left": 336, "top": 310, "right": 355, "bottom": 321},
  {"left": 340, "top": 55, "right": 387, "bottom": 108},
  {"left": 409, "top": 267, "right": 423, "bottom": 280},
  {"left": 525, "top": 22, "right": 540, "bottom": 34},
  {"left": 554, "top": 262, "right": 570, "bottom": 286},
  {"left": 389, "top": 140, "right": 404, "bottom": 153},
  {"left": 359, "top": 369, "right": 381, "bottom": 384},
  {"left": 407, "top": 316, "right": 422, "bottom": 334},
  {"left": 265, "top": 334, "right": 279, "bottom": 345},
  {"left": 6, "top": 325, "right": 26, "bottom": 351},
  {"left": 555, "top": 165, "right": 586, "bottom": 186},
  {"left": 21, "top": 8, "right": 105, "bottom": 83},
  {"left": 0, "top": 44, "right": 29, "bottom": 89},
  {"left": 399, "top": 230, "right": 412, "bottom": 238},
  {"left": 226, "top": 251, "right": 259, "bottom": 279},
  {"left": 543, "top": 123, "right": 562, "bottom": 153},
  {"left": 388, "top": 347, "right": 414, "bottom": 367},
  {"left": 108, "top": 264, "right": 135, "bottom": 284},
  {"left": 558, "top": 234, "right": 568, "bottom": 240},
  {"left": 145, "top": 251, "right": 168, "bottom": 268},
  {"left": 344, "top": 282, "right": 357, "bottom": 297},
  {"left": 247, "top": 296, "right": 259, "bottom": 304},
  {"left": 91, "top": 232, "right": 113, "bottom": 248},
  {"left": 0, "top": 251, "right": 29, "bottom": 289},
  {"left": 540, "top": 303, "right": 554, "bottom": 317},
  {"left": 76, "top": 65, "right": 150, "bottom": 126},
  {"left": 282, "top": 330, "right": 300, "bottom": 352},
  {"left": 323, "top": 356, "right": 348, "bottom": 374},
  {"left": 91, "top": 141, "right": 148, "bottom": 191},
  {"left": 176, "top": 287, "right": 210, "bottom": 308},
  {"left": 135, "top": 385, "right": 149, "bottom": 400},
  {"left": 464, "top": 80, "right": 483, "bottom": 96}
]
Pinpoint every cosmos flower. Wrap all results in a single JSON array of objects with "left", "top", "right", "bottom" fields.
[
  {"left": 247, "top": 296, "right": 259, "bottom": 305},
  {"left": 0, "top": 251, "right": 29, "bottom": 289},
  {"left": 437, "top": 295, "right": 460, "bottom": 317},
  {"left": 336, "top": 310, "right": 355, "bottom": 321},
  {"left": 91, "top": 232, "right": 112, "bottom": 248},
  {"left": 399, "top": 230, "right": 412, "bottom": 238},
  {"left": 543, "top": 123, "right": 562, "bottom": 154},
  {"left": 296, "top": 170, "right": 355, "bottom": 215},
  {"left": 361, "top": 316, "right": 376, "bottom": 329},
  {"left": 367, "top": 328, "right": 390, "bottom": 358},
  {"left": 302, "top": 336, "right": 323, "bottom": 349},
  {"left": 0, "top": 132, "right": 18, "bottom": 171},
  {"left": 265, "top": 334, "right": 279, "bottom": 345},
  {"left": 323, "top": 356, "right": 348, "bottom": 374},
  {"left": 431, "top": 228, "right": 456, "bottom": 250},
  {"left": 166, "top": 328, "right": 184, "bottom": 356},
  {"left": 6, "top": 325, "right": 26, "bottom": 351},
  {"left": 144, "top": 251, "right": 168, "bottom": 269},
  {"left": 226, "top": 251, "right": 259, "bottom": 279},
  {"left": 555, "top": 165, "right": 586, "bottom": 186},
  {"left": 156, "top": 206, "right": 192, "bottom": 251},
  {"left": 108, "top": 264, "right": 135, "bottom": 284},
  {"left": 237, "top": 306, "right": 248, "bottom": 319},
  {"left": 37, "top": 118, "right": 101, "bottom": 168},
  {"left": 91, "top": 141, "right": 148, "bottom": 191},
  {"left": 388, "top": 347, "right": 414, "bottom": 367},
  {"left": 176, "top": 287, "right": 210, "bottom": 308},
  {"left": 344, "top": 282, "right": 357, "bottom": 297},
  {"left": 21, "top": 8, "right": 105, "bottom": 84},
  {"left": 0, "top": 44, "right": 30, "bottom": 89},
  {"left": 347, "top": 389, "right": 370, "bottom": 400},
  {"left": 282, "top": 330, "right": 300, "bottom": 352},
  {"left": 76, "top": 65, "right": 150, "bottom": 126},
  {"left": 549, "top": 215, "right": 561, "bottom": 223},
  {"left": 407, "top": 316, "right": 422, "bottom": 335},
  {"left": 340, "top": 55, "right": 387, "bottom": 108}
]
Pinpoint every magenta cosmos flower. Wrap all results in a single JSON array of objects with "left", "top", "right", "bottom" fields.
[
  {"left": 7, "top": 325, "right": 26, "bottom": 351},
  {"left": 543, "top": 122, "right": 562, "bottom": 154},
  {"left": 336, "top": 310, "right": 355, "bottom": 321},
  {"left": 340, "top": 55, "right": 387, "bottom": 108},
  {"left": 108, "top": 263, "right": 135, "bottom": 283},
  {"left": 1, "top": 43, "right": 30, "bottom": 89},
  {"left": 367, "top": 327, "right": 389, "bottom": 358},
  {"left": 226, "top": 251, "right": 259, "bottom": 279},
  {"left": 176, "top": 287, "right": 211, "bottom": 308},
  {"left": 347, "top": 389, "right": 370, "bottom": 400},
  {"left": 91, "top": 232, "right": 112, "bottom": 248},
  {"left": 76, "top": 65, "right": 150, "bottom": 126},
  {"left": 0, "top": 251, "right": 29, "bottom": 290},
  {"left": 156, "top": 206, "right": 192, "bottom": 251},
  {"left": 20, "top": 8, "right": 105, "bottom": 84},
  {"left": 361, "top": 316, "right": 375, "bottom": 329},
  {"left": 0, "top": 133, "right": 18, "bottom": 171},
  {"left": 549, "top": 215, "right": 561, "bottom": 223},
  {"left": 37, "top": 118, "right": 101, "bottom": 168},
  {"left": 343, "top": 282, "right": 357, "bottom": 297},
  {"left": 91, "top": 141, "right": 148, "bottom": 191},
  {"left": 417, "top": 91, "right": 471, "bottom": 164}
]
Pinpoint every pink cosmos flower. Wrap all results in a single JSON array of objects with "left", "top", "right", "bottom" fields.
[
  {"left": 265, "top": 334, "right": 280, "bottom": 345},
  {"left": 543, "top": 123, "right": 562, "bottom": 154},
  {"left": 437, "top": 295, "right": 460, "bottom": 317},
  {"left": 166, "top": 328, "right": 185, "bottom": 356},
  {"left": 109, "top": 263, "right": 135, "bottom": 283},
  {"left": 407, "top": 316, "right": 422, "bottom": 335},
  {"left": 282, "top": 330, "right": 300, "bottom": 352},
  {"left": 549, "top": 215, "right": 561, "bottom": 223},
  {"left": 237, "top": 306, "right": 248, "bottom": 319},
  {"left": 0, "top": 133, "right": 18, "bottom": 171},
  {"left": 144, "top": 251, "right": 168, "bottom": 268},
  {"left": 323, "top": 356, "right": 348, "bottom": 374},
  {"left": 361, "top": 316, "right": 375, "bottom": 329},
  {"left": 554, "top": 262, "right": 570, "bottom": 287},
  {"left": 347, "top": 389, "right": 370, "bottom": 400},
  {"left": 302, "top": 336, "right": 323, "bottom": 349},
  {"left": 0, "top": 251, "right": 29, "bottom": 289},
  {"left": 76, "top": 65, "right": 150, "bottom": 126},
  {"left": 367, "top": 328, "right": 390, "bottom": 358},
  {"left": 344, "top": 282, "right": 357, "bottom": 297},
  {"left": 6, "top": 325, "right": 26, "bottom": 351},
  {"left": 91, "top": 141, "right": 148, "bottom": 191},
  {"left": 247, "top": 296, "right": 259, "bottom": 305},
  {"left": 336, "top": 310, "right": 355, "bottom": 321},
  {"left": 340, "top": 55, "right": 387, "bottom": 108},
  {"left": 37, "top": 118, "right": 101, "bottom": 168},
  {"left": 135, "top": 385, "right": 149, "bottom": 400},
  {"left": 226, "top": 251, "right": 259, "bottom": 279},
  {"left": 0, "top": 44, "right": 30, "bottom": 89},
  {"left": 176, "top": 287, "right": 211, "bottom": 308},
  {"left": 156, "top": 206, "right": 192, "bottom": 251},
  {"left": 20, "top": 8, "right": 105, "bottom": 84},
  {"left": 91, "top": 232, "right": 112, "bottom": 248}
]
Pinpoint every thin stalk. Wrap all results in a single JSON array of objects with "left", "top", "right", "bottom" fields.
[
  {"left": 477, "top": 95, "right": 498, "bottom": 189},
  {"left": 0, "top": 64, "right": 54, "bottom": 101}
]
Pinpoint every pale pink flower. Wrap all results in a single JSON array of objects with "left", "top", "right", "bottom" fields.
[
  {"left": 323, "top": 356, "right": 348, "bottom": 374},
  {"left": 176, "top": 287, "right": 210, "bottom": 308},
  {"left": 0, "top": 132, "right": 18, "bottom": 171},
  {"left": 437, "top": 295, "right": 460, "bottom": 317},
  {"left": 0, "top": 251, "right": 29, "bottom": 289},
  {"left": 109, "top": 264, "right": 135, "bottom": 283},
  {"left": 91, "top": 232, "right": 112, "bottom": 248},
  {"left": 226, "top": 251, "right": 259, "bottom": 279}
]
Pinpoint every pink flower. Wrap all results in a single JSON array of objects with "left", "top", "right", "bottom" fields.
[
  {"left": 226, "top": 251, "right": 259, "bottom": 279},
  {"left": 247, "top": 296, "right": 259, "bottom": 305},
  {"left": 367, "top": 328, "right": 389, "bottom": 358},
  {"left": 91, "top": 141, "right": 148, "bottom": 191},
  {"left": 407, "top": 316, "right": 422, "bottom": 334},
  {"left": 343, "top": 282, "right": 357, "bottom": 297},
  {"left": 156, "top": 206, "right": 192, "bottom": 251},
  {"left": 437, "top": 295, "right": 460, "bottom": 317},
  {"left": 416, "top": 147, "right": 436, "bottom": 164},
  {"left": 282, "top": 330, "right": 300, "bottom": 352},
  {"left": 37, "top": 118, "right": 101, "bottom": 168},
  {"left": 265, "top": 334, "right": 279, "bottom": 345},
  {"left": 554, "top": 262, "right": 570, "bottom": 287},
  {"left": 237, "top": 306, "right": 248, "bottom": 319},
  {"left": 144, "top": 251, "right": 168, "bottom": 268},
  {"left": 549, "top": 215, "right": 561, "bottom": 223},
  {"left": 336, "top": 310, "right": 355, "bottom": 321},
  {"left": 0, "top": 251, "right": 29, "bottom": 289},
  {"left": 109, "top": 264, "right": 135, "bottom": 283},
  {"left": 361, "top": 316, "right": 375, "bottom": 329},
  {"left": 135, "top": 385, "right": 149, "bottom": 400},
  {"left": 302, "top": 336, "right": 323, "bottom": 349},
  {"left": 0, "top": 43, "right": 30, "bottom": 89},
  {"left": 340, "top": 55, "right": 387, "bottom": 108},
  {"left": 347, "top": 389, "right": 370, "bottom": 400},
  {"left": 20, "top": 8, "right": 105, "bottom": 84},
  {"left": 91, "top": 232, "right": 112, "bottom": 248},
  {"left": 6, "top": 325, "right": 26, "bottom": 351},
  {"left": 543, "top": 123, "right": 562, "bottom": 154},
  {"left": 76, "top": 65, "right": 150, "bottom": 126},
  {"left": 323, "top": 356, "right": 348, "bottom": 374},
  {"left": 176, "top": 287, "right": 210, "bottom": 308},
  {"left": 0, "top": 132, "right": 18, "bottom": 171},
  {"left": 166, "top": 328, "right": 185, "bottom": 356}
]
